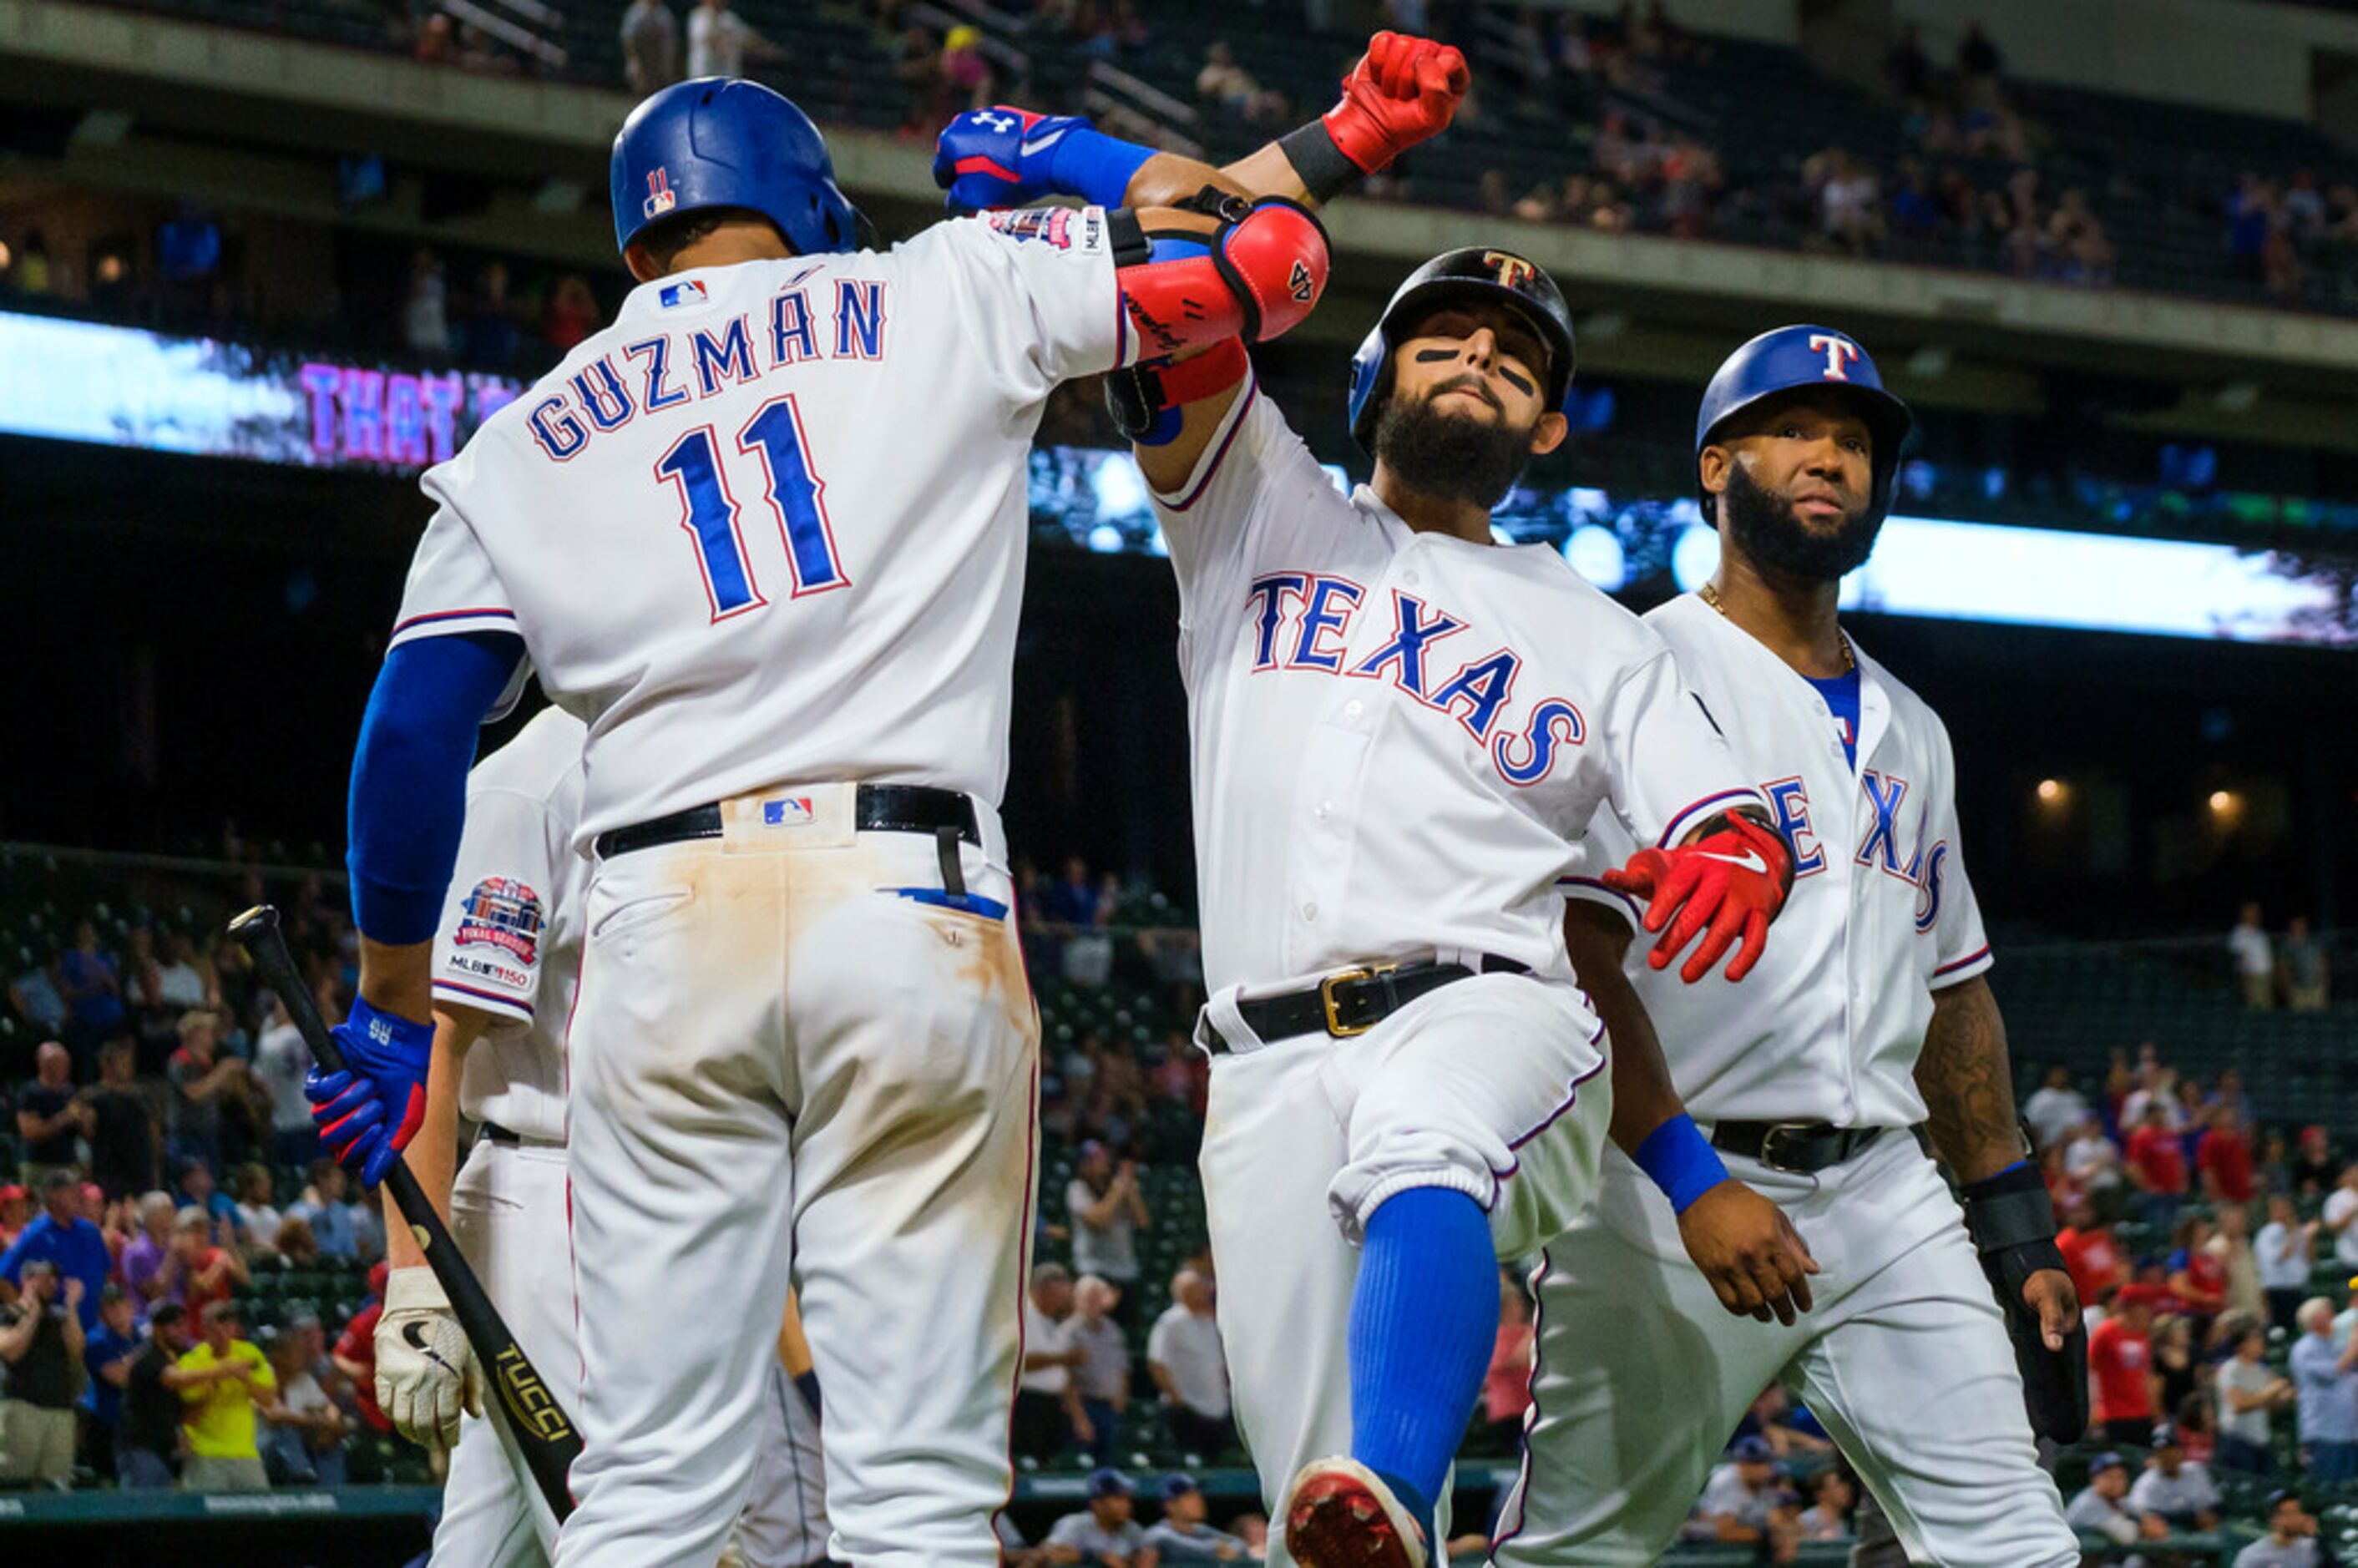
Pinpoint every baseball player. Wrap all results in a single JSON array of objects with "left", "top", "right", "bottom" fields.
[
  {"left": 367, "top": 703, "right": 585, "bottom": 1565},
  {"left": 942, "top": 67, "right": 1814, "bottom": 1563},
  {"left": 301, "top": 76, "right": 1332, "bottom": 1568},
  {"left": 1490, "top": 326, "right": 2084, "bottom": 1567}
]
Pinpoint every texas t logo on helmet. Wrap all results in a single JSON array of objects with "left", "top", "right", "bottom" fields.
[
  {"left": 1483, "top": 251, "right": 1538, "bottom": 290},
  {"left": 1806, "top": 332, "right": 1862, "bottom": 382}
]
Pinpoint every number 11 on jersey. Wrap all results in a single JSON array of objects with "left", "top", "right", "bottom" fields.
[{"left": 655, "top": 393, "right": 848, "bottom": 621}]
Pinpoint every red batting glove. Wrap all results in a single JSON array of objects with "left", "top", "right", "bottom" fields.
[
  {"left": 1602, "top": 813, "right": 1793, "bottom": 984},
  {"left": 1322, "top": 30, "right": 1470, "bottom": 174}
]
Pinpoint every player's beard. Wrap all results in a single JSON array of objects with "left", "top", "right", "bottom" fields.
[
  {"left": 1372, "top": 381, "right": 1540, "bottom": 513},
  {"left": 1718, "top": 460, "right": 1883, "bottom": 582}
]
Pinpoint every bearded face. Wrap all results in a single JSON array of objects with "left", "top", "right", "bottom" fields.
[
  {"left": 1703, "top": 391, "right": 1884, "bottom": 582},
  {"left": 1371, "top": 301, "right": 1566, "bottom": 513}
]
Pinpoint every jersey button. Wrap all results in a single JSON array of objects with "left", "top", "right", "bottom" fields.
[
  {"left": 1315, "top": 800, "right": 1333, "bottom": 821},
  {"left": 1302, "top": 902, "right": 1318, "bottom": 921},
  {"left": 1344, "top": 699, "right": 1364, "bottom": 718},
  {"left": 1403, "top": 570, "right": 1421, "bottom": 587}
]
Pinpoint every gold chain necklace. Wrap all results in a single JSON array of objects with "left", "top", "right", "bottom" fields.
[{"left": 1699, "top": 580, "right": 1855, "bottom": 673}]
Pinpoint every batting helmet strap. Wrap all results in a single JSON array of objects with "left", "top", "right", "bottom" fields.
[
  {"left": 610, "top": 78, "right": 868, "bottom": 260},
  {"left": 1693, "top": 324, "right": 1913, "bottom": 523},
  {"left": 1346, "top": 247, "right": 1578, "bottom": 454}
]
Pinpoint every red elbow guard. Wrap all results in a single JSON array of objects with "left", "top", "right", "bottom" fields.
[{"left": 1117, "top": 196, "right": 1328, "bottom": 356}]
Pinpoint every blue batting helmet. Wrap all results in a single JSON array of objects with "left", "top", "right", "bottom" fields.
[
  {"left": 1346, "top": 247, "right": 1576, "bottom": 454},
  {"left": 610, "top": 78, "right": 867, "bottom": 258},
  {"left": 1693, "top": 325, "right": 1912, "bottom": 524}
]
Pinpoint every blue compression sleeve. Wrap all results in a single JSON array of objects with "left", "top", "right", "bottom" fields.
[
  {"left": 1348, "top": 1186, "right": 1499, "bottom": 1530},
  {"left": 347, "top": 631, "right": 525, "bottom": 944},
  {"left": 1049, "top": 126, "right": 1158, "bottom": 210}
]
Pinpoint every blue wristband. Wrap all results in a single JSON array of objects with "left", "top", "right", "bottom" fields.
[
  {"left": 1049, "top": 126, "right": 1156, "bottom": 210},
  {"left": 1633, "top": 1115, "right": 1731, "bottom": 1216}
]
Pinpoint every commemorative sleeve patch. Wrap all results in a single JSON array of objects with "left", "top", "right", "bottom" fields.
[
  {"left": 453, "top": 876, "right": 545, "bottom": 968},
  {"left": 986, "top": 206, "right": 1075, "bottom": 250}
]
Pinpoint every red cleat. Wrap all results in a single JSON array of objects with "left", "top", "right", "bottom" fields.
[{"left": 1283, "top": 1456, "right": 1430, "bottom": 1568}]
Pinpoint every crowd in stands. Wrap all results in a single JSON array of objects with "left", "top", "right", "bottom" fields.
[{"left": 2232, "top": 904, "right": 2336, "bottom": 1013}]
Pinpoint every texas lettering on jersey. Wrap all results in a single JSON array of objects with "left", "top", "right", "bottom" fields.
[
  {"left": 526, "top": 271, "right": 893, "bottom": 463},
  {"left": 1242, "top": 571, "right": 1587, "bottom": 788},
  {"left": 1763, "top": 767, "right": 1952, "bottom": 933}
]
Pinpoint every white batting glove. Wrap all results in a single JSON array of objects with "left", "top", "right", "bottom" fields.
[{"left": 376, "top": 1266, "right": 484, "bottom": 1450}]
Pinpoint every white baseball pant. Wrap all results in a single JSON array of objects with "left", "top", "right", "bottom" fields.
[
  {"left": 554, "top": 787, "right": 1037, "bottom": 1568},
  {"left": 1196, "top": 970, "right": 1613, "bottom": 1566},
  {"left": 431, "top": 1135, "right": 571, "bottom": 1567},
  {"left": 1490, "top": 1130, "right": 2077, "bottom": 1567}
]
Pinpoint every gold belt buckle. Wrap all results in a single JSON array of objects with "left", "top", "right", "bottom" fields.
[{"left": 1320, "top": 963, "right": 1397, "bottom": 1037}]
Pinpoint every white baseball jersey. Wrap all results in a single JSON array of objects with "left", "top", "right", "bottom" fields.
[
  {"left": 389, "top": 209, "right": 1131, "bottom": 848},
  {"left": 429, "top": 705, "right": 590, "bottom": 1146},
  {"left": 1154, "top": 380, "right": 1765, "bottom": 994},
  {"left": 1560, "top": 594, "right": 1991, "bottom": 1126}
]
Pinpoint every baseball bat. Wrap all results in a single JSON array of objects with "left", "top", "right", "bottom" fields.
[{"left": 228, "top": 903, "right": 581, "bottom": 1520}]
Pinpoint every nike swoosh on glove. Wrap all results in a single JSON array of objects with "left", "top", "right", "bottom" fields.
[
  {"left": 305, "top": 994, "right": 433, "bottom": 1187},
  {"left": 1602, "top": 812, "right": 1794, "bottom": 983},
  {"left": 932, "top": 105, "right": 1093, "bottom": 210},
  {"left": 376, "top": 1266, "right": 483, "bottom": 1449}
]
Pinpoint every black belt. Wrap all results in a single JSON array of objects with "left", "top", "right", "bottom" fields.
[
  {"left": 479, "top": 1121, "right": 559, "bottom": 1149},
  {"left": 594, "top": 784, "right": 979, "bottom": 860},
  {"left": 1710, "top": 1120, "right": 1895, "bottom": 1174},
  {"left": 1206, "top": 955, "right": 1529, "bottom": 1055}
]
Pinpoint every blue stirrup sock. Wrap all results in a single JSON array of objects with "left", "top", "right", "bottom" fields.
[{"left": 1347, "top": 1186, "right": 1499, "bottom": 1530}]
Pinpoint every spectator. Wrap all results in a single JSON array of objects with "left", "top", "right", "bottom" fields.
[
  {"left": 2213, "top": 1203, "right": 2265, "bottom": 1323},
  {"left": 2281, "top": 917, "right": 2329, "bottom": 1011},
  {"left": 544, "top": 276, "right": 603, "bottom": 354},
  {"left": 0, "top": 1183, "right": 27, "bottom": 1251},
  {"left": 165, "top": 1009, "right": 247, "bottom": 1171},
  {"left": 121, "top": 1190, "right": 185, "bottom": 1310},
  {"left": 57, "top": 919, "right": 127, "bottom": 1056},
  {"left": 332, "top": 1263, "right": 393, "bottom": 1436},
  {"left": 2168, "top": 1216, "right": 2229, "bottom": 1325},
  {"left": 2199, "top": 1111, "right": 2257, "bottom": 1206},
  {"left": 415, "top": 9, "right": 456, "bottom": 64},
  {"left": 0, "top": 1169, "right": 111, "bottom": 1330},
  {"left": 2063, "top": 1451, "right": 2166, "bottom": 1551},
  {"left": 2258, "top": 1195, "right": 2320, "bottom": 1333},
  {"left": 2231, "top": 903, "right": 2275, "bottom": 1008},
  {"left": 117, "top": 1302, "right": 192, "bottom": 1487},
  {"left": 1142, "top": 1472, "right": 1247, "bottom": 1562},
  {"left": 686, "top": 0, "right": 777, "bottom": 78},
  {"left": 1886, "top": 22, "right": 1930, "bottom": 102},
  {"left": 256, "top": 1328, "right": 346, "bottom": 1485},
  {"left": 1797, "top": 1468, "right": 1856, "bottom": 1540},
  {"left": 250, "top": 991, "right": 317, "bottom": 1170},
  {"left": 2065, "top": 1115, "right": 2126, "bottom": 1199},
  {"left": 2152, "top": 1313, "right": 2204, "bottom": 1423},
  {"left": 0, "top": 1260, "right": 87, "bottom": 1485},
  {"left": 175, "top": 1205, "right": 249, "bottom": 1323},
  {"left": 1147, "top": 1268, "right": 1232, "bottom": 1457},
  {"left": 459, "top": 260, "right": 521, "bottom": 371},
  {"left": 2091, "top": 1283, "right": 2161, "bottom": 1446},
  {"left": 2127, "top": 1423, "right": 2221, "bottom": 1530},
  {"left": 1069, "top": 1273, "right": 1130, "bottom": 1469},
  {"left": 175, "top": 1156, "right": 239, "bottom": 1240},
  {"left": 8, "top": 948, "right": 67, "bottom": 1035},
  {"left": 402, "top": 249, "right": 448, "bottom": 359},
  {"left": 1068, "top": 1142, "right": 1148, "bottom": 1318},
  {"left": 1016, "top": 1262, "right": 1084, "bottom": 1462},
  {"left": 2235, "top": 1490, "right": 2329, "bottom": 1568},
  {"left": 620, "top": 0, "right": 680, "bottom": 95},
  {"left": 940, "top": 24, "right": 994, "bottom": 111},
  {"left": 2290, "top": 1127, "right": 2338, "bottom": 1197},
  {"left": 1683, "top": 1434, "right": 1784, "bottom": 1545},
  {"left": 2023, "top": 1065, "right": 2089, "bottom": 1152},
  {"left": 79, "top": 1282, "right": 142, "bottom": 1479},
  {"left": 231, "top": 1164, "right": 282, "bottom": 1253},
  {"left": 81, "top": 1037, "right": 159, "bottom": 1199},
  {"left": 2325, "top": 1166, "right": 2358, "bottom": 1277},
  {"left": 273, "top": 1214, "right": 320, "bottom": 1268},
  {"left": 1957, "top": 20, "right": 2003, "bottom": 81},
  {"left": 284, "top": 1158, "right": 361, "bottom": 1259},
  {"left": 2211, "top": 1068, "right": 2255, "bottom": 1129},
  {"left": 2128, "top": 1102, "right": 2191, "bottom": 1232},
  {"left": 2058, "top": 1199, "right": 2131, "bottom": 1310},
  {"left": 15, "top": 1039, "right": 91, "bottom": 1186},
  {"left": 2290, "top": 1297, "right": 2358, "bottom": 1482},
  {"left": 1044, "top": 1466, "right": 1155, "bottom": 1565},
  {"left": 2218, "top": 1321, "right": 2295, "bottom": 1474},
  {"left": 1737, "top": 1383, "right": 1833, "bottom": 1460},
  {"left": 168, "top": 1299, "right": 272, "bottom": 1491},
  {"left": 1482, "top": 1269, "right": 1535, "bottom": 1451}
]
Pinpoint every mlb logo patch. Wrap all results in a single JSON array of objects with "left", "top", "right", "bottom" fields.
[
  {"left": 454, "top": 877, "right": 544, "bottom": 964},
  {"left": 762, "top": 797, "right": 816, "bottom": 827},
  {"left": 659, "top": 278, "right": 708, "bottom": 310},
  {"left": 643, "top": 167, "right": 678, "bottom": 220}
]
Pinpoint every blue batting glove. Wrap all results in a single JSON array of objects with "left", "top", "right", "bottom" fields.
[
  {"left": 933, "top": 107, "right": 1133, "bottom": 210},
  {"left": 305, "top": 995, "right": 433, "bottom": 1187}
]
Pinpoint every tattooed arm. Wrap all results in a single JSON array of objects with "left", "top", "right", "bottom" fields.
[{"left": 1914, "top": 975, "right": 2024, "bottom": 1184}]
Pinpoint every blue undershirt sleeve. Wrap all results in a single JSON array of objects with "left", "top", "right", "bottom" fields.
[{"left": 347, "top": 630, "right": 528, "bottom": 945}]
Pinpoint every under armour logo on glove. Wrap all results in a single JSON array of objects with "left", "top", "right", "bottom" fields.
[{"left": 306, "top": 995, "right": 433, "bottom": 1187}]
